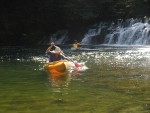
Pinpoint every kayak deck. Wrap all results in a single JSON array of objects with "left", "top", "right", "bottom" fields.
[{"left": 44, "top": 60, "right": 73, "bottom": 76}]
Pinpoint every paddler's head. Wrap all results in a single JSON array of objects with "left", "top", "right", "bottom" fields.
[
  {"left": 74, "top": 40, "right": 78, "bottom": 44},
  {"left": 54, "top": 46, "right": 63, "bottom": 55}
]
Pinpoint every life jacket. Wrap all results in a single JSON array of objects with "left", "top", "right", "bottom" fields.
[
  {"left": 73, "top": 43, "right": 79, "bottom": 49},
  {"left": 45, "top": 51, "right": 67, "bottom": 62}
]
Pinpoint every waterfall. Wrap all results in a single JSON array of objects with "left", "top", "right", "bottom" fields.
[
  {"left": 49, "top": 30, "right": 68, "bottom": 45},
  {"left": 38, "top": 30, "right": 68, "bottom": 45},
  {"left": 81, "top": 23, "right": 105, "bottom": 44},
  {"left": 104, "top": 18, "right": 150, "bottom": 45},
  {"left": 39, "top": 18, "right": 150, "bottom": 46}
]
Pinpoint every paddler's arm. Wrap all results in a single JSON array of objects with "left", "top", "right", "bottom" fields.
[
  {"left": 45, "top": 42, "right": 55, "bottom": 53},
  {"left": 61, "top": 54, "right": 70, "bottom": 61}
]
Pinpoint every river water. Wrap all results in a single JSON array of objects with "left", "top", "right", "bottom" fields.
[{"left": 0, "top": 45, "right": 149, "bottom": 113}]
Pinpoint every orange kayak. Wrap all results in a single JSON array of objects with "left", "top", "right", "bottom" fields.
[{"left": 44, "top": 60, "right": 73, "bottom": 76}]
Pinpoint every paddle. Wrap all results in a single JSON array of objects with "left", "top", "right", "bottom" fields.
[
  {"left": 68, "top": 57, "right": 82, "bottom": 67},
  {"left": 62, "top": 54, "right": 81, "bottom": 67}
]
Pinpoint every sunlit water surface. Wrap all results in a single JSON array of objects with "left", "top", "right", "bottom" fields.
[{"left": 0, "top": 46, "right": 149, "bottom": 113}]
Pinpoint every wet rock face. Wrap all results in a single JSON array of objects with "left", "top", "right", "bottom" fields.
[{"left": 0, "top": 0, "right": 150, "bottom": 46}]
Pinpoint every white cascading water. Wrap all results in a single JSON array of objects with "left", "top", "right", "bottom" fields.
[
  {"left": 38, "top": 30, "right": 68, "bottom": 45},
  {"left": 104, "top": 18, "right": 150, "bottom": 45},
  {"left": 50, "top": 30, "right": 68, "bottom": 45},
  {"left": 81, "top": 23, "right": 104, "bottom": 44}
]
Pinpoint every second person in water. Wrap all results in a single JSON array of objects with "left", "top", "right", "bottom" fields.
[{"left": 73, "top": 40, "right": 80, "bottom": 50}]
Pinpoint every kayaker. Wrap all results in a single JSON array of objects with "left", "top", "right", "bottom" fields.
[
  {"left": 73, "top": 40, "right": 80, "bottom": 49},
  {"left": 45, "top": 42, "right": 69, "bottom": 62}
]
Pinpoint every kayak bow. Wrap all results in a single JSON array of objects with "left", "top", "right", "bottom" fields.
[{"left": 44, "top": 60, "right": 73, "bottom": 76}]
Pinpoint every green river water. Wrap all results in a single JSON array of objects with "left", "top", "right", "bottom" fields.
[{"left": 0, "top": 46, "right": 149, "bottom": 113}]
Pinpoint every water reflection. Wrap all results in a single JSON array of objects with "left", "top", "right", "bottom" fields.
[
  {"left": 44, "top": 61, "right": 88, "bottom": 95},
  {"left": 46, "top": 65, "right": 86, "bottom": 89},
  {"left": 48, "top": 72, "right": 71, "bottom": 88}
]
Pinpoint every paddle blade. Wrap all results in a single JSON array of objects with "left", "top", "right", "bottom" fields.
[{"left": 74, "top": 62, "right": 82, "bottom": 67}]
